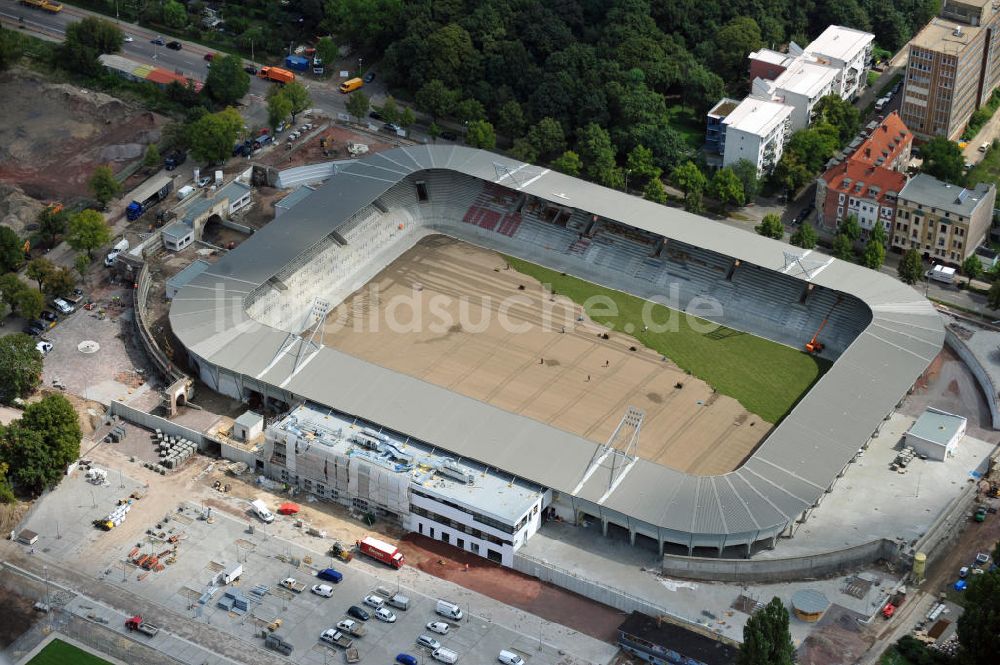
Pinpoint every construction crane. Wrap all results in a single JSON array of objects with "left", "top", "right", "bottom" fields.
[{"left": 805, "top": 296, "right": 843, "bottom": 354}]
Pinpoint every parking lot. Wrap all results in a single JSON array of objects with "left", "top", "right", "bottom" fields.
[{"left": 14, "top": 465, "right": 609, "bottom": 665}]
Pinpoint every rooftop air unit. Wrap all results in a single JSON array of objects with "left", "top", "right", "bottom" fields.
[{"left": 438, "top": 459, "right": 475, "bottom": 485}]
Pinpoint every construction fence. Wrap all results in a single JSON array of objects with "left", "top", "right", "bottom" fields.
[{"left": 108, "top": 400, "right": 214, "bottom": 452}]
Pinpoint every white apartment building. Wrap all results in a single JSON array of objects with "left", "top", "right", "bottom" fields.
[
  {"left": 257, "top": 403, "right": 548, "bottom": 567},
  {"left": 766, "top": 59, "right": 840, "bottom": 131},
  {"left": 722, "top": 97, "right": 794, "bottom": 176},
  {"left": 804, "top": 25, "right": 875, "bottom": 101}
]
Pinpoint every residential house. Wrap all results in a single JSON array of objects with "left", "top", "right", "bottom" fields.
[{"left": 893, "top": 174, "right": 996, "bottom": 262}]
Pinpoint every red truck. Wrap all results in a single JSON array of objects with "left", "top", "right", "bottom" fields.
[
  {"left": 881, "top": 589, "right": 907, "bottom": 619},
  {"left": 357, "top": 536, "right": 404, "bottom": 569}
]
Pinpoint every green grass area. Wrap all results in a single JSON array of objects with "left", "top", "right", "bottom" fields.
[
  {"left": 27, "top": 639, "right": 112, "bottom": 665},
  {"left": 966, "top": 139, "right": 1000, "bottom": 187},
  {"left": 503, "top": 255, "right": 829, "bottom": 423},
  {"left": 867, "top": 71, "right": 881, "bottom": 88},
  {"left": 879, "top": 648, "right": 916, "bottom": 665},
  {"left": 665, "top": 105, "right": 706, "bottom": 149}
]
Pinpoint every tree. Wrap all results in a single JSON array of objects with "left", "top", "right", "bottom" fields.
[
  {"left": 427, "top": 122, "right": 441, "bottom": 142},
  {"left": 898, "top": 249, "right": 924, "bottom": 284},
  {"left": 812, "top": 95, "right": 861, "bottom": 143},
  {"left": 37, "top": 205, "right": 68, "bottom": 249},
  {"left": 838, "top": 214, "right": 862, "bottom": 241},
  {"left": 0, "top": 226, "right": 23, "bottom": 273},
  {"left": 644, "top": 178, "right": 669, "bottom": 204},
  {"left": 315, "top": 37, "right": 338, "bottom": 74},
  {"left": 773, "top": 153, "right": 812, "bottom": 195},
  {"left": 13, "top": 287, "right": 43, "bottom": 321},
  {"left": 45, "top": 267, "right": 75, "bottom": 298},
  {"left": 626, "top": 145, "right": 661, "bottom": 183},
  {"left": 732, "top": 160, "right": 760, "bottom": 202},
  {"left": 415, "top": 79, "right": 458, "bottom": 120},
  {"left": 577, "top": 123, "right": 623, "bottom": 188},
  {"left": 466, "top": 120, "right": 496, "bottom": 150},
  {"left": 527, "top": 118, "right": 566, "bottom": 162},
  {"left": 962, "top": 254, "right": 983, "bottom": 285},
  {"left": 143, "top": 144, "right": 161, "bottom": 169},
  {"left": 74, "top": 254, "right": 91, "bottom": 280},
  {"left": 785, "top": 124, "right": 840, "bottom": 173},
  {"left": 832, "top": 234, "right": 855, "bottom": 261},
  {"left": 670, "top": 161, "right": 707, "bottom": 199},
  {"left": 862, "top": 223, "right": 887, "bottom": 269},
  {"left": 66, "top": 209, "right": 112, "bottom": 260},
  {"left": 345, "top": 90, "right": 370, "bottom": 123},
  {"left": 399, "top": 107, "right": 416, "bottom": 129},
  {"left": 684, "top": 189, "right": 704, "bottom": 214},
  {"left": 0, "top": 424, "right": 51, "bottom": 494},
  {"left": 790, "top": 223, "right": 818, "bottom": 249},
  {"left": 957, "top": 569, "right": 1000, "bottom": 664},
  {"left": 162, "top": 0, "right": 188, "bottom": 29},
  {"left": 0, "top": 461, "right": 14, "bottom": 504},
  {"left": 755, "top": 214, "right": 784, "bottom": 239},
  {"left": 921, "top": 136, "right": 966, "bottom": 185},
  {"left": 497, "top": 101, "right": 526, "bottom": 138},
  {"left": 713, "top": 17, "right": 763, "bottom": 88},
  {"left": 710, "top": 167, "right": 745, "bottom": 207},
  {"left": 206, "top": 54, "right": 251, "bottom": 106},
  {"left": 280, "top": 82, "right": 312, "bottom": 123},
  {"left": 88, "top": 165, "right": 121, "bottom": 208},
  {"left": 738, "top": 597, "right": 794, "bottom": 665},
  {"left": 455, "top": 98, "right": 486, "bottom": 124},
  {"left": 62, "top": 17, "right": 122, "bottom": 75},
  {"left": 551, "top": 150, "right": 582, "bottom": 176},
  {"left": 188, "top": 107, "right": 244, "bottom": 164},
  {"left": 0, "top": 26, "right": 24, "bottom": 73},
  {"left": 990, "top": 280, "right": 1000, "bottom": 309},
  {"left": 267, "top": 89, "right": 293, "bottom": 130},
  {"left": 20, "top": 394, "right": 82, "bottom": 474},
  {"left": 0, "top": 333, "right": 43, "bottom": 404},
  {"left": 26, "top": 258, "right": 55, "bottom": 292}
]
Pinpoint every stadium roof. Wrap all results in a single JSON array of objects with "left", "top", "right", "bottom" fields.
[{"left": 170, "top": 146, "right": 944, "bottom": 542}]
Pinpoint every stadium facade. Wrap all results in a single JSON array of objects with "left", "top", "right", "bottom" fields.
[{"left": 170, "top": 146, "right": 944, "bottom": 560}]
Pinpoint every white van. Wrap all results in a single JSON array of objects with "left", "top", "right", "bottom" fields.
[
  {"left": 250, "top": 498, "right": 274, "bottom": 523},
  {"left": 432, "top": 648, "right": 459, "bottom": 664},
  {"left": 928, "top": 265, "right": 957, "bottom": 284},
  {"left": 104, "top": 238, "right": 129, "bottom": 267},
  {"left": 435, "top": 599, "right": 463, "bottom": 620},
  {"left": 497, "top": 651, "right": 524, "bottom": 665}
]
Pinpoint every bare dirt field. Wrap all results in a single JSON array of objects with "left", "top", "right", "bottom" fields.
[
  {"left": 319, "top": 235, "right": 764, "bottom": 475},
  {"left": 399, "top": 533, "right": 624, "bottom": 643},
  {"left": 0, "top": 69, "right": 164, "bottom": 204}
]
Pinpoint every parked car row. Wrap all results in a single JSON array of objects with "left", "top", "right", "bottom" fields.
[{"left": 22, "top": 293, "right": 81, "bottom": 339}]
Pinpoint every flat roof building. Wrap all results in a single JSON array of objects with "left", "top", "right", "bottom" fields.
[
  {"left": 893, "top": 174, "right": 996, "bottom": 262},
  {"left": 721, "top": 97, "right": 794, "bottom": 176},
  {"left": 905, "top": 408, "right": 967, "bottom": 461},
  {"left": 804, "top": 25, "right": 875, "bottom": 100},
  {"left": 769, "top": 59, "right": 840, "bottom": 131}
]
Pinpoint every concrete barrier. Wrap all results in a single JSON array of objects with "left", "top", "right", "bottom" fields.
[
  {"left": 134, "top": 263, "right": 187, "bottom": 385},
  {"left": 659, "top": 539, "right": 901, "bottom": 582},
  {"left": 108, "top": 400, "right": 213, "bottom": 452},
  {"left": 944, "top": 327, "right": 1000, "bottom": 429}
]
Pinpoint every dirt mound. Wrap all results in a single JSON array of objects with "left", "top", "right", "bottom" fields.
[{"left": 0, "top": 181, "right": 45, "bottom": 235}]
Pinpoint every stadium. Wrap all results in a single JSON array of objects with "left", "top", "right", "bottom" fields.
[{"left": 169, "top": 146, "right": 944, "bottom": 562}]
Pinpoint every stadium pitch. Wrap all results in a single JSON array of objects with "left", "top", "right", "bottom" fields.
[{"left": 316, "top": 235, "right": 826, "bottom": 475}]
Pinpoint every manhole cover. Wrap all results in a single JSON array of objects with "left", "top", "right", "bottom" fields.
[{"left": 78, "top": 341, "right": 100, "bottom": 354}]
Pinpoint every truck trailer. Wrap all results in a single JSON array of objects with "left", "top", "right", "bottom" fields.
[
  {"left": 125, "top": 616, "right": 159, "bottom": 636},
  {"left": 126, "top": 174, "right": 173, "bottom": 221},
  {"left": 20, "top": 0, "right": 63, "bottom": 13},
  {"left": 356, "top": 536, "right": 404, "bottom": 569},
  {"left": 258, "top": 67, "right": 295, "bottom": 84}
]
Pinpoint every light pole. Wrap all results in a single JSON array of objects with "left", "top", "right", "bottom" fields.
[
  {"left": 624, "top": 169, "right": 632, "bottom": 193},
  {"left": 357, "top": 57, "right": 363, "bottom": 76}
]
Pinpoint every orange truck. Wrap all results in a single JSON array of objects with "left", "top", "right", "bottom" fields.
[
  {"left": 258, "top": 67, "right": 296, "bottom": 84},
  {"left": 21, "top": 0, "right": 63, "bottom": 12}
]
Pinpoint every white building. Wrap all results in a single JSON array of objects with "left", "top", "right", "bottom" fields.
[
  {"left": 904, "top": 408, "right": 966, "bottom": 461},
  {"left": 804, "top": 25, "right": 875, "bottom": 101},
  {"left": 722, "top": 97, "right": 794, "bottom": 176},
  {"left": 260, "top": 403, "right": 548, "bottom": 567},
  {"left": 766, "top": 59, "right": 840, "bottom": 131}
]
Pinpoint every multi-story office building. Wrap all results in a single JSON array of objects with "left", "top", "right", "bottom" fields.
[
  {"left": 893, "top": 174, "right": 996, "bottom": 262},
  {"left": 902, "top": 0, "right": 1000, "bottom": 140},
  {"left": 718, "top": 97, "right": 794, "bottom": 176}
]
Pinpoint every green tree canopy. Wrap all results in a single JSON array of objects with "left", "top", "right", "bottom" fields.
[
  {"left": 713, "top": 17, "right": 762, "bottom": 89},
  {"left": 755, "top": 213, "right": 784, "bottom": 239},
  {"left": 0, "top": 333, "right": 43, "bottom": 404},
  {"left": 206, "top": 54, "right": 251, "bottom": 106},
  {"left": 143, "top": 144, "right": 161, "bottom": 169},
  {"left": 45, "top": 267, "right": 75, "bottom": 298},
  {"left": 37, "top": 205, "right": 68, "bottom": 249},
  {"left": 466, "top": 120, "right": 496, "bottom": 150},
  {"left": 455, "top": 98, "right": 487, "bottom": 124},
  {"left": 732, "top": 159, "right": 760, "bottom": 202},
  {"left": 898, "top": 248, "right": 924, "bottom": 284},
  {"left": 527, "top": 117, "right": 567, "bottom": 162},
  {"left": 497, "top": 100, "right": 526, "bottom": 138},
  {"left": 63, "top": 17, "right": 122, "bottom": 75},
  {"left": 862, "top": 223, "right": 887, "bottom": 269},
  {"left": 710, "top": 167, "right": 745, "bottom": 207},
  {"left": 738, "top": 597, "right": 794, "bottom": 665},
  {"left": 267, "top": 89, "right": 293, "bottom": 130},
  {"left": 551, "top": 150, "right": 582, "bottom": 176},
  {"left": 832, "top": 234, "right": 855, "bottom": 261},
  {"left": 26, "top": 258, "right": 55, "bottom": 292},
  {"left": 670, "top": 161, "right": 707, "bottom": 198},
  {"left": 315, "top": 37, "right": 338, "bottom": 73},
  {"left": 0, "top": 424, "right": 51, "bottom": 494},
  {"left": 812, "top": 95, "right": 861, "bottom": 143},
  {"left": 962, "top": 254, "right": 983, "bottom": 284},
  {"left": 838, "top": 214, "right": 862, "bottom": 241},
  {"left": 577, "top": 123, "right": 623, "bottom": 188},
  {"left": 162, "top": 0, "right": 188, "bottom": 29},
  {"left": 67, "top": 209, "right": 112, "bottom": 260},
  {"left": 0, "top": 226, "right": 23, "bottom": 273},
  {"left": 75, "top": 254, "right": 91, "bottom": 280},
  {"left": 643, "top": 177, "right": 669, "bottom": 204},
  {"left": 88, "top": 165, "right": 122, "bottom": 208},
  {"left": 415, "top": 79, "right": 459, "bottom": 120},
  {"left": 790, "top": 223, "right": 818, "bottom": 249},
  {"left": 280, "top": 81, "right": 312, "bottom": 122},
  {"left": 785, "top": 124, "right": 840, "bottom": 173},
  {"left": 957, "top": 569, "right": 1000, "bottom": 664},
  {"left": 921, "top": 136, "right": 966, "bottom": 185},
  {"left": 626, "top": 144, "right": 661, "bottom": 183},
  {"left": 188, "top": 107, "right": 244, "bottom": 164},
  {"left": 20, "top": 394, "right": 82, "bottom": 473},
  {"left": 684, "top": 189, "right": 704, "bottom": 213},
  {"left": 346, "top": 90, "right": 371, "bottom": 122},
  {"left": 0, "top": 26, "right": 24, "bottom": 72}
]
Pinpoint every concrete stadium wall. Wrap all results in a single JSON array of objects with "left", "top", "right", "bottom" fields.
[
  {"left": 909, "top": 477, "right": 981, "bottom": 578},
  {"left": 659, "top": 539, "right": 901, "bottom": 582},
  {"left": 134, "top": 263, "right": 188, "bottom": 385},
  {"left": 275, "top": 163, "right": 336, "bottom": 188},
  {"left": 108, "top": 400, "right": 213, "bottom": 452},
  {"left": 944, "top": 326, "right": 1000, "bottom": 429}
]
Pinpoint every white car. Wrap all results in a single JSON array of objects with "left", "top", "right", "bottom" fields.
[
  {"left": 417, "top": 635, "right": 441, "bottom": 649},
  {"left": 362, "top": 594, "right": 384, "bottom": 609},
  {"left": 197, "top": 175, "right": 211, "bottom": 187},
  {"left": 36, "top": 341, "right": 53, "bottom": 356},
  {"left": 123, "top": 35, "right": 134, "bottom": 43},
  {"left": 311, "top": 584, "right": 334, "bottom": 598},
  {"left": 426, "top": 621, "right": 449, "bottom": 635},
  {"left": 374, "top": 607, "right": 396, "bottom": 623},
  {"left": 52, "top": 298, "right": 74, "bottom": 315},
  {"left": 498, "top": 650, "right": 524, "bottom": 665}
]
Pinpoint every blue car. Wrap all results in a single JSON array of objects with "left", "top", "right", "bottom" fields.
[
  {"left": 317, "top": 568, "right": 342, "bottom": 584},
  {"left": 396, "top": 655, "right": 417, "bottom": 665}
]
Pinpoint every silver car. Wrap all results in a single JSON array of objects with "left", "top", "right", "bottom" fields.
[{"left": 417, "top": 635, "right": 441, "bottom": 649}]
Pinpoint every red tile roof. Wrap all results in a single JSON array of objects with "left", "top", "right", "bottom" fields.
[
  {"left": 850, "top": 111, "right": 911, "bottom": 168},
  {"left": 146, "top": 68, "right": 203, "bottom": 92},
  {"left": 823, "top": 159, "right": 906, "bottom": 202}
]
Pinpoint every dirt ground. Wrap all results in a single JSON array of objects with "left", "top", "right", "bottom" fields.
[
  {"left": 0, "top": 583, "right": 41, "bottom": 649},
  {"left": 0, "top": 69, "right": 164, "bottom": 204},
  {"left": 797, "top": 605, "right": 874, "bottom": 665},
  {"left": 320, "top": 235, "right": 764, "bottom": 475},
  {"left": 398, "top": 533, "right": 624, "bottom": 643},
  {"left": 255, "top": 122, "right": 397, "bottom": 170}
]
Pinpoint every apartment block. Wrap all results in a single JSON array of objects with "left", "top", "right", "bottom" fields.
[
  {"left": 902, "top": 0, "right": 1000, "bottom": 140},
  {"left": 804, "top": 26, "right": 875, "bottom": 101},
  {"left": 893, "top": 174, "right": 996, "bottom": 263},
  {"left": 766, "top": 59, "right": 840, "bottom": 131},
  {"left": 748, "top": 48, "right": 795, "bottom": 83},
  {"left": 705, "top": 98, "right": 741, "bottom": 156},
  {"left": 719, "top": 97, "right": 794, "bottom": 176}
]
